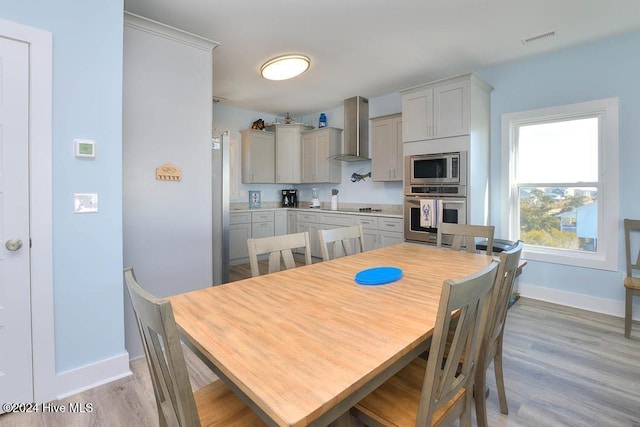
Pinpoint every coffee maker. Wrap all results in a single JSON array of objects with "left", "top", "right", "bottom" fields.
[{"left": 281, "top": 189, "right": 298, "bottom": 207}]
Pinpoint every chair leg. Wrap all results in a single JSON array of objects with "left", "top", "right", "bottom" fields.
[
  {"left": 460, "top": 392, "right": 473, "bottom": 427},
  {"left": 494, "top": 337, "right": 509, "bottom": 415},
  {"left": 625, "top": 287, "right": 633, "bottom": 338},
  {"left": 474, "top": 366, "right": 489, "bottom": 427}
]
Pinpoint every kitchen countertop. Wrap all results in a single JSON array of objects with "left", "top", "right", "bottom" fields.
[{"left": 230, "top": 206, "right": 403, "bottom": 219}]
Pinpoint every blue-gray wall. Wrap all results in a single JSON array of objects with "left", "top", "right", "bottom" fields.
[
  {"left": 477, "top": 31, "right": 640, "bottom": 305},
  {"left": 1, "top": 1, "right": 125, "bottom": 373}
]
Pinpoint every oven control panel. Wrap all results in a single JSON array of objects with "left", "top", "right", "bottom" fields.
[{"left": 405, "top": 185, "right": 467, "bottom": 197}]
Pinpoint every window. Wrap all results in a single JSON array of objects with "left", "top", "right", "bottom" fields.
[{"left": 501, "top": 98, "right": 618, "bottom": 270}]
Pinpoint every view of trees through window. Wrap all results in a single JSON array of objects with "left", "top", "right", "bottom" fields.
[
  {"left": 519, "top": 186, "right": 598, "bottom": 251},
  {"left": 515, "top": 117, "right": 599, "bottom": 252}
]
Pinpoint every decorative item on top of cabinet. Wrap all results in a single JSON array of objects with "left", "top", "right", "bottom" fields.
[
  {"left": 266, "top": 123, "right": 314, "bottom": 184},
  {"left": 240, "top": 129, "right": 275, "bottom": 183},
  {"left": 371, "top": 113, "right": 402, "bottom": 182},
  {"left": 401, "top": 73, "right": 492, "bottom": 142},
  {"left": 301, "top": 127, "right": 342, "bottom": 183}
]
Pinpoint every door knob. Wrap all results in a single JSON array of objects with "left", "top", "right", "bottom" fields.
[{"left": 5, "top": 238, "right": 24, "bottom": 251}]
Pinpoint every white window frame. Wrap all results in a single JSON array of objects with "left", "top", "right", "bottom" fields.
[{"left": 501, "top": 98, "right": 619, "bottom": 271}]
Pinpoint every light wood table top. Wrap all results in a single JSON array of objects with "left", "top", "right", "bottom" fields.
[{"left": 169, "top": 243, "right": 494, "bottom": 426}]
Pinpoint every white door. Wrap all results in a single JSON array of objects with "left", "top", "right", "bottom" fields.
[{"left": 0, "top": 35, "right": 33, "bottom": 405}]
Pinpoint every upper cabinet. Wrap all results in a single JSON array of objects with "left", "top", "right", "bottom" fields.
[
  {"left": 240, "top": 129, "right": 275, "bottom": 183},
  {"left": 301, "top": 127, "right": 342, "bottom": 183},
  {"left": 371, "top": 114, "right": 402, "bottom": 182},
  {"left": 401, "top": 74, "right": 491, "bottom": 142},
  {"left": 267, "top": 123, "right": 314, "bottom": 184}
]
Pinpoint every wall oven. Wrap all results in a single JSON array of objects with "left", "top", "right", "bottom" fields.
[
  {"left": 404, "top": 196, "right": 466, "bottom": 245},
  {"left": 404, "top": 151, "right": 468, "bottom": 244}
]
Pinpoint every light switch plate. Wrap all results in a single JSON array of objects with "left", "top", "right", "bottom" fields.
[
  {"left": 74, "top": 193, "right": 98, "bottom": 213},
  {"left": 74, "top": 139, "right": 96, "bottom": 158}
]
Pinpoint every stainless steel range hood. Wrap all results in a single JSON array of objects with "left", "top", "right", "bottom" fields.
[{"left": 332, "top": 96, "right": 369, "bottom": 162}]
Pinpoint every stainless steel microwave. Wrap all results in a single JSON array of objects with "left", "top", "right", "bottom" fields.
[{"left": 404, "top": 152, "right": 467, "bottom": 186}]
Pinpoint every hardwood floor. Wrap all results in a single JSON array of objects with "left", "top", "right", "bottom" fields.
[{"left": 3, "top": 261, "right": 639, "bottom": 426}]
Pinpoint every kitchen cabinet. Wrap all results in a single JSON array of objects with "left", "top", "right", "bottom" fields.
[
  {"left": 287, "top": 210, "right": 297, "bottom": 234},
  {"left": 296, "top": 211, "right": 321, "bottom": 258},
  {"left": 371, "top": 114, "right": 403, "bottom": 182},
  {"left": 401, "top": 74, "right": 491, "bottom": 142},
  {"left": 275, "top": 210, "right": 287, "bottom": 236},
  {"left": 267, "top": 123, "right": 313, "bottom": 184},
  {"left": 301, "top": 127, "right": 342, "bottom": 183},
  {"left": 230, "top": 212, "right": 252, "bottom": 263},
  {"left": 319, "top": 213, "right": 357, "bottom": 228},
  {"left": 230, "top": 210, "right": 279, "bottom": 264},
  {"left": 402, "top": 73, "right": 492, "bottom": 228},
  {"left": 240, "top": 129, "right": 276, "bottom": 183},
  {"left": 357, "top": 216, "right": 403, "bottom": 250},
  {"left": 251, "top": 211, "right": 275, "bottom": 239}
]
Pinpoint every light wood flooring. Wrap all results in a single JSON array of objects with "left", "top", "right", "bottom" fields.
[{"left": 3, "top": 259, "right": 640, "bottom": 426}]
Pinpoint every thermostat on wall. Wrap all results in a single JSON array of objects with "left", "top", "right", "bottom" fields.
[{"left": 74, "top": 139, "right": 96, "bottom": 158}]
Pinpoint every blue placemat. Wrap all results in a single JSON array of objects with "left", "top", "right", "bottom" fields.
[{"left": 355, "top": 266, "right": 403, "bottom": 286}]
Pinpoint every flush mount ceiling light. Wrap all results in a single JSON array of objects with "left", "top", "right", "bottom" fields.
[{"left": 261, "top": 54, "right": 310, "bottom": 80}]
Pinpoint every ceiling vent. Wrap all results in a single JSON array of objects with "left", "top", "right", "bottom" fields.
[{"left": 522, "top": 31, "right": 556, "bottom": 45}]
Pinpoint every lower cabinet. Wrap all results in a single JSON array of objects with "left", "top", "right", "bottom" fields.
[
  {"left": 230, "top": 212, "right": 251, "bottom": 263},
  {"left": 296, "top": 211, "right": 321, "bottom": 258},
  {"left": 230, "top": 210, "right": 276, "bottom": 265},
  {"left": 275, "top": 210, "right": 287, "bottom": 236},
  {"left": 251, "top": 211, "right": 275, "bottom": 239},
  {"left": 287, "top": 211, "right": 297, "bottom": 234},
  {"left": 230, "top": 209, "right": 403, "bottom": 264},
  {"left": 357, "top": 216, "right": 404, "bottom": 250}
]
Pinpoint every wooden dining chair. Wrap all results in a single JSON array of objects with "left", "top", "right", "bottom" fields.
[
  {"left": 351, "top": 260, "right": 499, "bottom": 427},
  {"left": 474, "top": 241, "right": 523, "bottom": 427},
  {"left": 437, "top": 222, "right": 495, "bottom": 255},
  {"left": 123, "top": 268, "right": 263, "bottom": 426},
  {"left": 247, "top": 231, "right": 312, "bottom": 277},
  {"left": 624, "top": 219, "right": 640, "bottom": 338},
  {"left": 318, "top": 224, "right": 365, "bottom": 261}
]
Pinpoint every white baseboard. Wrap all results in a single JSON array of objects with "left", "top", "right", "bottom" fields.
[
  {"left": 517, "top": 281, "right": 639, "bottom": 320},
  {"left": 56, "top": 352, "right": 132, "bottom": 400}
]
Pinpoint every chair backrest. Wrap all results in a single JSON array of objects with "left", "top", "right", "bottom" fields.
[
  {"left": 247, "top": 231, "right": 312, "bottom": 277},
  {"left": 624, "top": 219, "right": 640, "bottom": 278},
  {"left": 123, "top": 268, "right": 201, "bottom": 427},
  {"left": 436, "top": 222, "right": 495, "bottom": 255},
  {"left": 416, "top": 260, "right": 499, "bottom": 425},
  {"left": 483, "top": 241, "right": 523, "bottom": 354},
  {"left": 318, "top": 225, "right": 365, "bottom": 261}
]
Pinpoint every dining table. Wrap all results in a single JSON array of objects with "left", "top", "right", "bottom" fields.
[{"left": 168, "top": 242, "right": 495, "bottom": 427}]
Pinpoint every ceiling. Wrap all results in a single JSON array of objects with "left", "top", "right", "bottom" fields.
[{"left": 124, "top": 0, "right": 640, "bottom": 117}]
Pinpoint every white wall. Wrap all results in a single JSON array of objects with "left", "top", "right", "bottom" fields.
[{"left": 123, "top": 15, "right": 218, "bottom": 358}]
